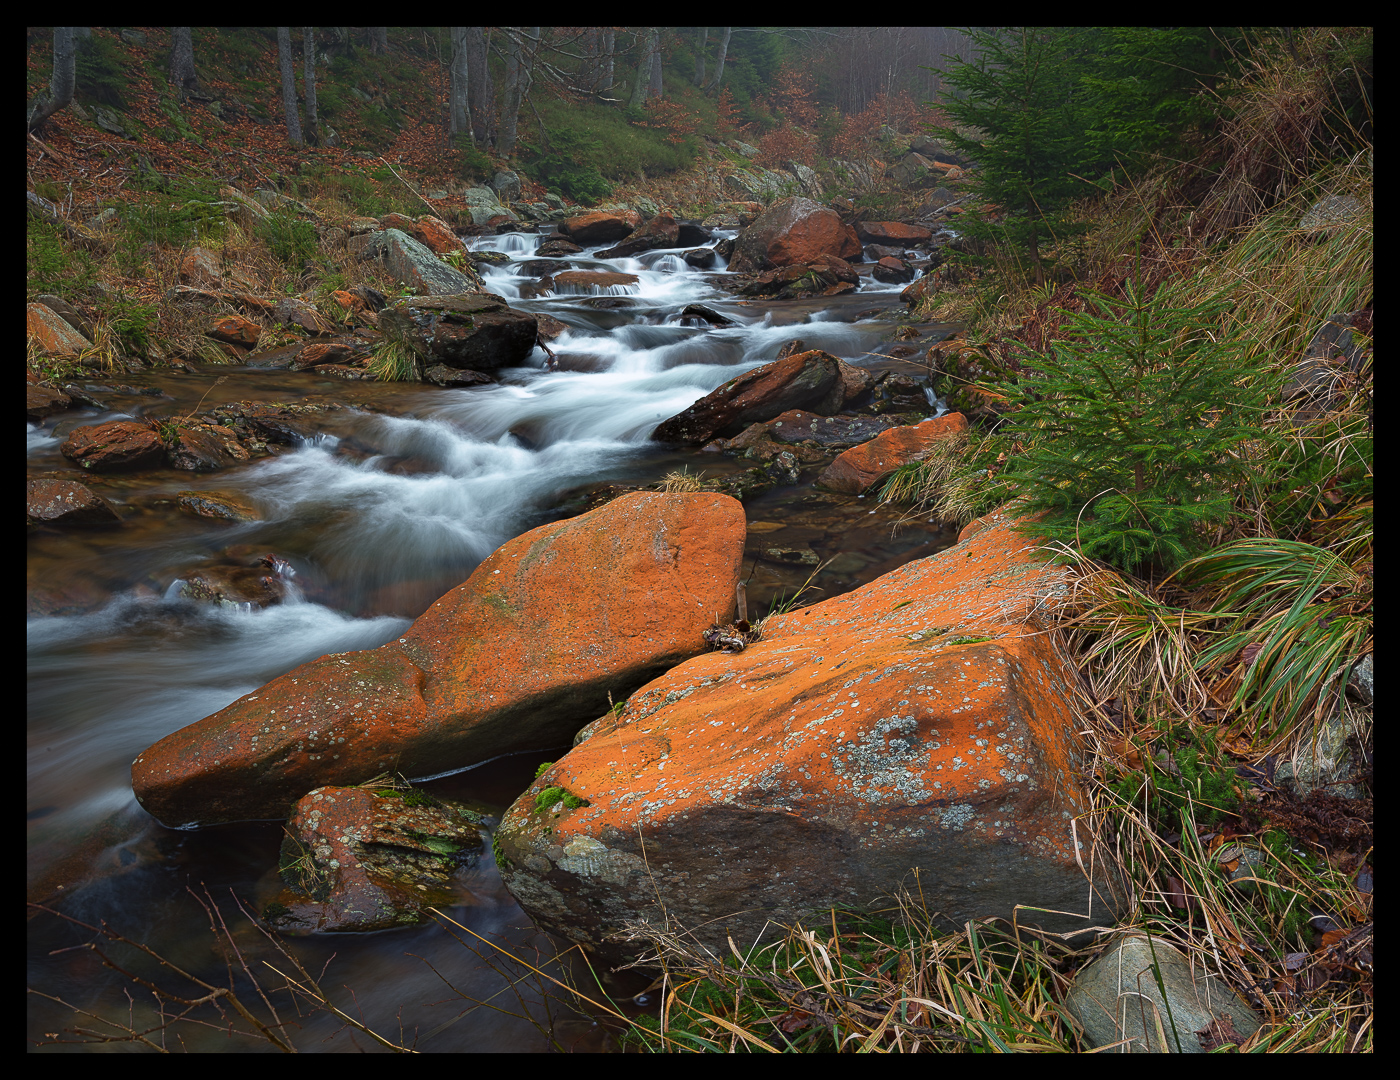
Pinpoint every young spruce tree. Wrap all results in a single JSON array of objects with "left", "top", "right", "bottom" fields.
[
  {"left": 934, "top": 27, "right": 1094, "bottom": 287},
  {"left": 996, "top": 269, "right": 1277, "bottom": 574}
]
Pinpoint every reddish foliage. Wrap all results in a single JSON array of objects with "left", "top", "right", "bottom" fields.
[
  {"left": 637, "top": 97, "right": 702, "bottom": 146},
  {"left": 757, "top": 125, "right": 818, "bottom": 168}
]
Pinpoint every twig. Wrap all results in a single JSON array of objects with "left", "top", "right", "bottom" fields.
[{"left": 376, "top": 156, "right": 441, "bottom": 217}]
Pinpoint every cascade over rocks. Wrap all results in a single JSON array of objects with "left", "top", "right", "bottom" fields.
[
  {"left": 651, "top": 349, "right": 850, "bottom": 445},
  {"left": 728, "top": 197, "right": 862, "bottom": 274},
  {"left": 131, "top": 492, "right": 747, "bottom": 828},
  {"left": 495, "top": 510, "right": 1123, "bottom": 969}
]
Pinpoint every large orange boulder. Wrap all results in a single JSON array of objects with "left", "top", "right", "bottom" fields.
[
  {"left": 132, "top": 492, "right": 747, "bottom": 828},
  {"left": 652, "top": 349, "right": 847, "bottom": 445},
  {"left": 728, "top": 197, "right": 862, "bottom": 273},
  {"left": 559, "top": 209, "right": 643, "bottom": 245},
  {"left": 816, "top": 412, "right": 968, "bottom": 493},
  {"left": 495, "top": 509, "right": 1122, "bottom": 967}
]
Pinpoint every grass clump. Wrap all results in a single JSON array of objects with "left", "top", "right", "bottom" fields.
[{"left": 367, "top": 337, "right": 420, "bottom": 383}]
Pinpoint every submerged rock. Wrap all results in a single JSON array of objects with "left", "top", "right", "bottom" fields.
[
  {"left": 495, "top": 509, "right": 1124, "bottom": 969},
  {"left": 263, "top": 784, "right": 486, "bottom": 933},
  {"left": 132, "top": 492, "right": 747, "bottom": 828}
]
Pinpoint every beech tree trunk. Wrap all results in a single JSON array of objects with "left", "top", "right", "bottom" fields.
[
  {"left": 630, "top": 27, "right": 659, "bottom": 108},
  {"left": 449, "top": 27, "right": 470, "bottom": 140},
  {"left": 710, "top": 27, "right": 731, "bottom": 92},
  {"left": 368, "top": 27, "right": 388, "bottom": 55},
  {"left": 302, "top": 27, "right": 319, "bottom": 146},
  {"left": 465, "top": 27, "right": 495, "bottom": 145},
  {"left": 498, "top": 27, "right": 536, "bottom": 158},
  {"left": 27, "top": 27, "right": 76, "bottom": 131},
  {"left": 169, "top": 27, "right": 198, "bottom": 102},
  {"left": 277, "top": 27, "right": 302, "bottom": 145},
  {"left": 694, "top": 27, "right": 707, "bottom": 87}
]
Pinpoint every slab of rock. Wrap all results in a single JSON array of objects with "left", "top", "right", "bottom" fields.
[
  {"left": 495, "top": 509, "right": 1123, "bottom": 969},
  {"left": 596, "top": 214, "right": 680, "bottom": 259},
  {"left": 559, "top": 210, "right": 642, "bottom": 246},
  {"left": 379, "top": 293, "right": 538, "bottom": 372},
  {"left": 60, "top": 420, "right": 165, "bottom": 472},
  {"left": 27, "top": 303, "right": 93, "bottom": 357},
  {"left": 167, "top": 424, "right": 252, "bottom": 472},
  {"left": 816, "top": 413, "right": 968, "bottom": 494},
  {"left": 358, "top": 228, "right": 482, "bottom": 295},
  {"left": 857, "top": 221, "right": 933, "bottom": 245},
  {"left": 766, "top": 410, "right": 907, "bottom": 448},
  {"left": 872, "top": 256, "right": 915, "bottom": 284},
  {"left": 728, "top": 197, "right": 862, "bottom": 273},
  {"left": 176, "top": 490, "right": 263, "bottom": 522},
  {"left": 652, "top": 349, "right": 847, "bottom": 445},
  {"left": 27, "top": 384, "right": 72, "bottom": 422},
  {"left": 263, "top": 785, "right": 486, "bottom": 934},
  {"left": 552, "top": 270, "right": 640, "bottom": 291},
  {"left": 1064, "top": 933, "right": 1262, "bottom": 1052},
  {"left": 27, "top": 478, "right": 121, "bottom": 527},
  {"left": 131, "top": 492, "right": 747, "bottom": 828}
]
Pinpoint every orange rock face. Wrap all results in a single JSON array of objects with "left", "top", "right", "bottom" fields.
[
  {"left": 857, "top": 221, "right": 934, "bottom": 245},
  {"left": 26, "top": 302, "right": 92, "bottom": 357},
  {"left": 816, "top": 412, "right": 968, "bottom": 494},
  {"left": 729, "top": 197, "right": 863, "bottom": 273},
  {"left": 496, "top": 509, "right": 1121, "bottom": 966},
  {"left": 413, "top": 214, "right": 462, "bottom": 256},
  {"left": 560, "top": 210, "right": 642, "bottom": 245},
  {"left": 131, "top": 492, "right": 747, "bottom": 828}
]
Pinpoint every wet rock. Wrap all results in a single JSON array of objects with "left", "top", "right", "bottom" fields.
[
  {"left": 676, "top": 222, "right": 713, "bottom": 247},
  {"left": 736, "top": 255, "right": 860, "bottom": 300},
  {"left": 652, "top": 349, "right": 846, "bottom": 445},
  {"left": 379, "top": 293, "right": 538, "bottom": 373},
  {"left": 856, "top": 221, "right": 933, "bottom": 245},
  {"left": 27, "top": 478, "right": 122, "bottom": 527},
  {"left": 535, "top": 237, "right": 583, "bottom": 257},
  {"left": 872, "top": 256, "right": 915, "bottom": 284},
  {"left": 424, "top": 364, "right": 496, "bottom": 387},
  {"left": 175, "top": 554, "right": 292, "bottom": 608},
  {"left": 559, "top": 209, "right": 642, "bottom": 245},
  {"left": 681, "top": 247, "right": 716, "bottom": 268},
  {"left": 176, "top": 490, "right": 263, "bottom": 522},
  {"left": 60, "top": 420, "right": 165, "bottom": 472},
  {"left": 766, "top": 410, "right": 906, "bottom": 448},
  {"left": 596, "top": 214, "right": 680, "bottom": 259},
  {"left": 263, "top": 785, "right": 485, "bottom": 933},
  {"left": 495, "top": 509, "right": 1124, "bottom": 970},
  {"left": 552, "top": 270, "right": 640, "bottom": 291},
  {"left": 207, "top": 314, "right": 262, "bottom": 348},
  {"left": 816, "top": 413, "right": 968, "bottom": 494},
  {"left": 132, "top": 491, "right": 747, "bottom": 827},
  {"left": 287, "top": 339, "right": 370, "bottom": 371},
  {"left": 167, "top": 424, "right": 252, "bottom": 472},
  {"left": 27, "top": 383, "right": 72, "bottom": 422},
  {"left": 519, "top": 258, "right": 571, "bottom": 278},
  {"left": 728, "top": 197, "right": 862, "bottom": 274},
  {"left": 678, "top": 303, "right": 733, "bottom": 326},
  {"left": 1064, "top": 933, "right": 1262, "bottom": 1052}
]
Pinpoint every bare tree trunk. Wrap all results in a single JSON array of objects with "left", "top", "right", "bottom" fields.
[
  {"left": 302, "top": 27, "right": 319, "bottom": 146},
  {"left": 694, "top": 27, "right": 707, "bottom": 87},
  {"left": 465, "top": 27, "right": 495, "bottom": 146},
  {"left": 28, "top": 26, "right": 76, "bottom": 131},
  {"left": 710, "top": 27, "right": 731, "bottom": 92},
  {"left": 368, "top": 27, "right": 388, "bottom": 55},
  {"left": 277, "top": 27, "right": 302, "bottom": 146},
  {"left": 600, "top": 28, "right": 615, "bottom": 91},
  {"left": 169, "top": 27, "right": 198, "bottom": 102},
  {"left": 449, "top": 27, "right": 470, "bottom": 141},
  {"left": 498, "top": 28, "right": 536, "bottom": 158},
  {"left": 649, "top": 36, "right": 664, "bottom": 98},
  {"left": 630, "top": 27, "right": 659, "bottom": 108}
]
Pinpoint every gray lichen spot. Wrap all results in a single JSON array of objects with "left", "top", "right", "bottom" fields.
[{"left": 556, "top": 835, "right": 647, "bottom": 887}]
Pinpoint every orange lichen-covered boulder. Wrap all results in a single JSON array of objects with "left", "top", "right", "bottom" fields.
[
  {"left": 728, "top": 196, "right": 862, "bottom": 273},
  {"left": 816, "top": 412, "right": 968, "bottom": 494},
  {"left": 495, "top": 509, "right": 1122, "bottom": 967},
  {"left": 132, "top": 492, "right": 747, "bottom": 828}
]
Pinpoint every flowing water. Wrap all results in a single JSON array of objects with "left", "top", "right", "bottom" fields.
[{"left": 27, "top": 228, "right": 957, "bottom": 1051}]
